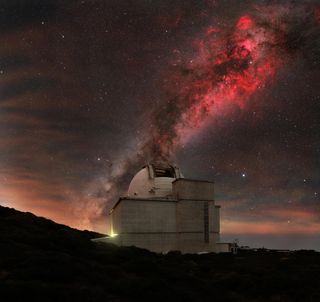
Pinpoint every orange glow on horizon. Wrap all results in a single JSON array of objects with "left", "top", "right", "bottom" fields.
[{"left": 222, "top": 219, "right": 320, "bottom": 235}]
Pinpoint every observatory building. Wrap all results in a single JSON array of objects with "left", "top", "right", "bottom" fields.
[{"left": 100, "top": 163, "right": 232, "bottom": 253}]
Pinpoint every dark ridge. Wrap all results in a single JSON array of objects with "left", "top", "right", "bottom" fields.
[{"left": 1, "top": 205, "right": 320, "bottom": 302}]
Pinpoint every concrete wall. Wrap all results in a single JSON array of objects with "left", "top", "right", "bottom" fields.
[
  {"left": 110, "top": 198, "right": 177, "bottom": 252},
  {"left": 173, "top": 179, "right": 214, "bottom": 201},
  {"left": 176, "top": 200, "right": 204, "bottom": 233},
  {"left": 175, "top": 200, "right": 220, "bottom": 253},
  {"left": 109, "top": 179, "right": 226, "bottom": 253},
  {"left": 110, "top": 233, "right": 221, "bottom": 254},
  {"left": 110, "top": 202, "right": 122, "bottom": 235},
  {"left": 177, "top": 233, "right": 216, "bottom": 253},
  {"left": 111, "top": 198, "right": 177, "bottom": 234},
  {"left": 209, "top": 204, "right": 220, "bottom": 233}
]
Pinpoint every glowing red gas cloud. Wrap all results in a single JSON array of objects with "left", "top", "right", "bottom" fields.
[
  {"left": 149, "top": 12, "right": 284, "bottom": 161},
  {"left": 237, "top": 15, "right": 255, "bottom": 30}
]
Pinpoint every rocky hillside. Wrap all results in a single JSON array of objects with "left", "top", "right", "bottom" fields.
[{"left": 1, "top": 205, "right": 320, "bottom": 302}]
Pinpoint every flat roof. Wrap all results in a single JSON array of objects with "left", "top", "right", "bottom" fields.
[
  {"left": 110, "top": 196, "right": 221, "bottom": 213},
  {"left": 110, "top": 196, "right": 178, "bottom": 213},
  {"left": 173, "top": 178, "right": 214, "bottom": 184}
]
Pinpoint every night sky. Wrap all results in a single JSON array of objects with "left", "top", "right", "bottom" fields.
[{"left": 1, "top": 0, "right": 320, "bottom": 250}]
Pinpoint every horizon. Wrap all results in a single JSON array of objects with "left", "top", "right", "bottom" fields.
[{"left": 2, "top": 203, "right": 320, "bottom": 252}]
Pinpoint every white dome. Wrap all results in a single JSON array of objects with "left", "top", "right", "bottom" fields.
[{"left": 127, "top": 164, "right": 182, "bottom": 198}]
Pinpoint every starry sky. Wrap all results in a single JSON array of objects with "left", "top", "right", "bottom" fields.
[{"left": 1, "top": 0, "right": 320, "bottom": 250}]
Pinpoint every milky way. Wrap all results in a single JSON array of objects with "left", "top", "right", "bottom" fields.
[
  {"left": 148, "top": 3, "right": 320, "bottom": 160},
  {"left": 0, "top": 0, "right": 320, "bottom": 249}
]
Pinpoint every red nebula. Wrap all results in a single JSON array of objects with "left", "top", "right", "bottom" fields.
[
  {"left": 151, "top": 12, "right": 286, "bottom": 160},
  {"left": 206, "top": 26, "right": 220, "bottom": 35},
  {"left": 236, "top": 15, "right": 254, "bottom": 30},
  {"left": 178, "top": 18, "right": 277, "bottom": 142}
]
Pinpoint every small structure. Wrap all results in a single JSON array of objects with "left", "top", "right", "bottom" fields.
[{"left": 96, "top": 163, "right": 233, "bottom": 253}]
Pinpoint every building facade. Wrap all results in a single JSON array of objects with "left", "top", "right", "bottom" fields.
[{"left": 98, "top": 163, "right": 232, "bottom": 253}]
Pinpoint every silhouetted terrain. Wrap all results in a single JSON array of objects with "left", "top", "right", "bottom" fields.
[{"left": 1, "top": 205, "right": 320, "bottom": 302}]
